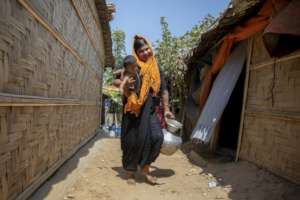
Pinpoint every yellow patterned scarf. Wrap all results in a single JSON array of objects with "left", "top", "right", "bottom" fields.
[{"left": 124, "top": 35, "right": 161, "bottom": 116}]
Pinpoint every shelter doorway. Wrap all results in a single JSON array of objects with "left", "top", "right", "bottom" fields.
[{"left": 213, "top": 65, "right": 246, "bottom": 155}]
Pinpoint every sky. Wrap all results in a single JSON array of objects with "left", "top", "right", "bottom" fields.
[{"left": 109, "top": 0, "right": 230, "bottom": 54}]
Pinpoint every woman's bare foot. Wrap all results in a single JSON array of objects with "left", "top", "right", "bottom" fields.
[
  {"left": 142, "top": 165, "right": 157, "bottom": 185},
  {"left": 126, "top": 172, "right": 136, "bottom": 185},
  {"left": 145, "top": 174, "right": 157, "bottom": 185}
]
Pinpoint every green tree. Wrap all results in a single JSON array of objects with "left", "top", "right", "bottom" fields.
[
  {"left": 102, "top": 29, "right": 126, "bottom": 114},
  {"left": 156, "top": 17, "right": 184, "bottom": 118},
  {"left": 112, "top": 29, "right": 126, "bottom": 68},
  {"left": 155, "top": 15, "right": 216, "bottom": 119}
]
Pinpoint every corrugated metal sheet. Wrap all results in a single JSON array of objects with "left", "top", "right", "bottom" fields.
[{"left": 191, "top": 41, "right": 247, "bottom": 143}]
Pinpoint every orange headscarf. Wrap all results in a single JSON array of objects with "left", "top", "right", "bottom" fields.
[{"left": 124, "top": 35, "right": 161, "bottom": 116}]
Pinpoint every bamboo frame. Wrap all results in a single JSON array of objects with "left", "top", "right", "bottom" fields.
[
  {"left": 235, "top": 38, "right": 253, "bottom": 161},
  {"left": 86, "top": 0, "right": 107, "bottom": 67},
  {"left": 0, "top": 93, "right": 97, "bottom": 107},
  {"left": 70, "top": 0, "right": 103, "bottom": 65},
  {"left": 245, "top": 110, "right": 300, "bottom": 122},
  {"left": 86, "top": 0, "right": 102, "bottom": 32},
  {"left": 250, "top": 50, "right": 300, "bottom": 71},
  {"left": 17, "top": 0, "right": 101, "bottom": 80}
]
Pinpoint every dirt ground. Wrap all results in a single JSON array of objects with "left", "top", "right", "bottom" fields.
[{"left": 29, "top": 133, "right": 300, "bottom": 200}]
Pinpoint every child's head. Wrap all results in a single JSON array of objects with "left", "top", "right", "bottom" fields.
[{"left": 123, "top": 55, "right": 138, "bottom": 74}]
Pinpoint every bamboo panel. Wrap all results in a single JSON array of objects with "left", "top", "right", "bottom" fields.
[
  {"left": 250, "top": 51, "right": 300, "bottom": 71},
  {"left": 240, "top": 33, "right": 300, "bottom": 185},
  {"left": 0, "top": 0, "right": 107, "bottom": 199},
  {"left": 247, "top": 62, "right": 300, "bottom": 112},
  {"left": 0, "top": 106, "right": 100, "bottom": 199},
  {"left": 27, "top": 0, "right": 103, "bottom": 73},
  {"left": 239, "top": 114, "right": 300, "bottom": 185},
  {"left": 250, "top": 33, "right": 272, "bottom": 65},
  {"left": 71, "top": 0, "right": 105, "bottom": 64},
  {"left": 87, "top": 0, "right": 103, "bottom": 31},
  {"left": 15, "top": 131, "right": 97, "bottom": 200},
  {"left": 0, "top": 1, "right": 101, "bottom": 100},
  {"left": 18, "top": 0, "right": 102, "bottom": 80}
]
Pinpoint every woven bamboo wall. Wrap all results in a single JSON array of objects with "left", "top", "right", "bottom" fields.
[
  {"left": 0, "top": 0, "right": 108, "bottom": 199},
  {"left": 239, "top": 33, "right": 300, "bottom": 184}
]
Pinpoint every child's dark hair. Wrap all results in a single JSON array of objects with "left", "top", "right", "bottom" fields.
[{"left": 123, "top": 55, "right": 137, "bottom": 68}]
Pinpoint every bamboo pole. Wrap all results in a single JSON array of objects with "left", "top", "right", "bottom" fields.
[
  {"left": 0, "top": 93, "right": 97, "bottom": 107},
  {"left": 250, "top": 50, "right": 300, "bottom": 71},
  {"left": 86, "top": 0, "right": 102, "bottom": 33},
  {"left": 245, "top": 110, "right": 300, "bottom": 122},
  {"left": 235, "top": 38, "right": 253, "bottom": 162},
  {"left": 70, "top": 0, "right": 103, "bottom": 63}
]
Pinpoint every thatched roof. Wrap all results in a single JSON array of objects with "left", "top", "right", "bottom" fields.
[
  {"left": 95, "top": 0, "right": 115, "bottom": 67},
  {"left": 186, "top": 0, "right": 265, "bottom": 67}
]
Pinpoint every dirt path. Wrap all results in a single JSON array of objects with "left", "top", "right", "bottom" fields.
[{"left": 29, "top": 133, "right": 300, "bottom": 200}]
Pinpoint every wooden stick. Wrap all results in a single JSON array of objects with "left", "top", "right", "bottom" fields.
[
  {"left": 17, "top": 0, "right": 101, "bottom": 80},
  {"left": 235, "top": 38, "right": 253, "bottom": 162},
  {"left": 0, "top": 92, "right": 97, "bottom": 107},
  {"left": 70, "top": 0, "right": 102, "bottom": 62},
  {"left": 86, "top": 0, "right": 102, "bottom": 33},
  {"left": 250, "top": 51, "right": 300, "bottom": 71},
  {"left": 245, "top": 111, "right": 300, "bottom": 122}
]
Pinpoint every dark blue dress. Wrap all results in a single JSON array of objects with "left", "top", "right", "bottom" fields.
[{"left": 121, "top": 68, "right": 167, "bottom": 171}]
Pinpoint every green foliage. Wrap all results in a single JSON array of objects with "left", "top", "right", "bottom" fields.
[
  {"left": 112, "top": 29, "right": 126, "bottom": 68},
  {"left": 155, "top": 15, "right": 216, "bottom": 117},
  {"left": 102, "top": 29, "right": 127, "bottom": 111},
  {"left": 102, "top": 67, "right": 122, "bottom": 107},
  {"left": 103, "top": 67, "right": 114, "bottom": 86}
]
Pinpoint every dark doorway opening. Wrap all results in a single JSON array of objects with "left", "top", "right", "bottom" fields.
[{"left": 217, "top": 66, "right": 246, "bottom": 153}]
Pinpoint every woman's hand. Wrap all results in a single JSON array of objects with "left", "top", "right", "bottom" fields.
[{"left": 164, "top": 109, "right": 174, "bottom": 119}]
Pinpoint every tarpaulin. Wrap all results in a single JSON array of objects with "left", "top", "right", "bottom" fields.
[
  {"left": 198, "top": 0, "right": 291, "bottom": 111},
  {"left": 263, "top": 0, "right": 300, "bottom": 57}
]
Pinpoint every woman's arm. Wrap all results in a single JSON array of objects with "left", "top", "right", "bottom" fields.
[
  {"left": 162, "top": 90, "right": 174, "bottom": 119},
  {"left": 159, "top": 66, "right": 174, "bottom": 119}
]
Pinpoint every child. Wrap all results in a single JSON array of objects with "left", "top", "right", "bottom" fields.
[{"left": 119, "top": 55, "right": 140, "bottom": 96}]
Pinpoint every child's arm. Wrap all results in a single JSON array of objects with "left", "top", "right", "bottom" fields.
[
  {"left": 119, "top": 76, "right": 129, "bottom": 96},
  {"left": 119, "top": 76, "right": 135, "bottom": 97}
]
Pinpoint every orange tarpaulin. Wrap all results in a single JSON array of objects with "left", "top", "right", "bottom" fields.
[{"left": 199, "top": 0, "right": 290, "bottom": 111}]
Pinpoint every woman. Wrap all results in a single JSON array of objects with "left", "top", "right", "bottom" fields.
[{"left": 120, "top": 35, "right": 174, "bottom": 185}]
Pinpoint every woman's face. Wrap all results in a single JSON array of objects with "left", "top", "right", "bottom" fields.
[{"left": 136, "top": 44, "right": 152, "bottom": 62}]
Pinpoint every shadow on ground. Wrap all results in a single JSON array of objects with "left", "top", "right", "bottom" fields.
[
  {"left": 182, "top": 142, "right": 300, "bottom": 200},
  {"left": 111, "top": 165, "right": 175, "bottom": 184}
]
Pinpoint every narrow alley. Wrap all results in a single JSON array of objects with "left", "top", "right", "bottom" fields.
[{"left": 1, "top": 1, "right": 300, "bottom": 199}]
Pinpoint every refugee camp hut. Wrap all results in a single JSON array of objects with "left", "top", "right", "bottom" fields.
[
  {"left": 0, "top": 0, "right": 114, "bottom": 199},
  {"left": 184, "top": 0, "right": 300, "bottom": 184}
]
